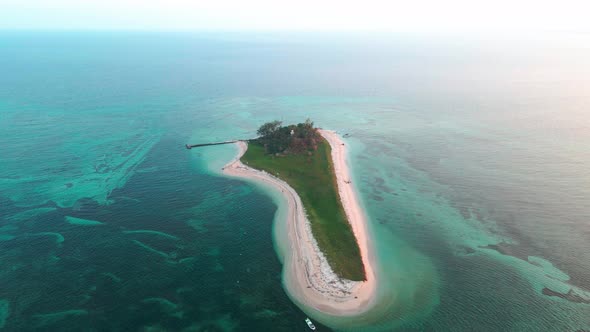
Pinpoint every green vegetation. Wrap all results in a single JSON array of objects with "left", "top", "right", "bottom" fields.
[
  {"left": 255, "top": 118, "right": 320, "bottom": 154},
  {"left": 242, "top": 120, "right": 366, "bottom": 281}
]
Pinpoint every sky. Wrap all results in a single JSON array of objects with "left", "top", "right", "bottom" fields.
[{"left": 1, "top": 0, "right": 590, "bottom": 32}]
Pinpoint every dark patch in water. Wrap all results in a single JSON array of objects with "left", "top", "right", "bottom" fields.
[
  {"left": 371, "top": 176, "right": 395, "bottom": 195},
  {"left": 370, "top": 194, "right": 384, "bottom": 201},
  {"left": 71, "top": 198, "right": 101, "bottom": 213},
  {"left": 542, "top": 288, "right": 590, "bottom": 304},
  {"left": 459, "top": 246, "right": 476, "bottom": 255}
]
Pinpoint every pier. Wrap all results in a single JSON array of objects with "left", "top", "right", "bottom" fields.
[{"left": 185, "top": 139, "right": 253, "bottom": 149}]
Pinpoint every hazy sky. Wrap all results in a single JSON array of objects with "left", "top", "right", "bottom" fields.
[{"left": 1, "top": 0, "right": 590, "bottom": 32}]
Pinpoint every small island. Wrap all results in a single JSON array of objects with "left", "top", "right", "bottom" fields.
[{"left": 223, "top": 120, "right": 376, "bottom": 316}]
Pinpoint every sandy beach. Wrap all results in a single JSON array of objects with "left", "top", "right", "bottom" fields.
[{"left": 223, "top": 130, "right": 377, "bottom": 315}]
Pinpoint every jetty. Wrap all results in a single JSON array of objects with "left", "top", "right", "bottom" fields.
[{"left": 185, "top": 139, "right": 255, "bottom": 150}]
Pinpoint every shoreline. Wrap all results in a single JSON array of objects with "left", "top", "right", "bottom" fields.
[{"left": 222, "top": 130, "right": 377, "bottom": 316}]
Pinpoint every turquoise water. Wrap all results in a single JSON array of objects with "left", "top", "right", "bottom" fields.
[{"left": 0, "top": 31, "right": 589, "bottom": 331}]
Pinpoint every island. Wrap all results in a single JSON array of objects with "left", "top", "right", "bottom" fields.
[{"left": 223, "top": 119, "right": 376, "bottom": 316}]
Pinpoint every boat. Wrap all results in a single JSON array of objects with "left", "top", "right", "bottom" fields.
[{"left": 305, "top": 318, "right": 316, "bottom": 330}]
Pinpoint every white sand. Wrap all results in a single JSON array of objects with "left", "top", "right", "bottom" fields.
[{"left": 223, "top": 130, "right": 376, "bottom": 315}]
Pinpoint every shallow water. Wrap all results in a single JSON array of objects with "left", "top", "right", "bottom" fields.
[{"left": 0, "top": 31, "right": 589, "bottom": 331}]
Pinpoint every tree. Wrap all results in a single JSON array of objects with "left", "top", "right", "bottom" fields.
[
  {"left": 256, "top": 119, "right": 320, "bottom": 154},
  {"left": 257, "top": 121, "right": 282, "bottom": 138}
]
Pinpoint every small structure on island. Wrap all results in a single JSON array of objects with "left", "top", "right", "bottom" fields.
[{"left": 290, "top": 129, "right": 295, "bottom": 136}]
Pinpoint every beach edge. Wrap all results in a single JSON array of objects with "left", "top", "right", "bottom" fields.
[{"left": 222, "top": 130, "right": 378, "bottom": 317}]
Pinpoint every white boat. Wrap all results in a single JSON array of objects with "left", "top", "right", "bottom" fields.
[{"left": 305, "top": 318, "right": 316, "bottom": 330}]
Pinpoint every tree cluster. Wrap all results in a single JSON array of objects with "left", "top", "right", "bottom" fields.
[{"left": 256, "top": 119, "right": 320, "bottom": 155}]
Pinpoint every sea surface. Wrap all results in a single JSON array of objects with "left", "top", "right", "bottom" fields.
[{"left": 0, "top": 31, "right": 589, "bottom": 331}]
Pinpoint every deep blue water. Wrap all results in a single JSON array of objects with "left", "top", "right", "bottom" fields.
[{"left": 0, "top": 31, "right": 589, "bottom": 331}]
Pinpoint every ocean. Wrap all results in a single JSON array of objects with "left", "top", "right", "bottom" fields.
[{"left": 0, "top": 31, "right": 589, "bottom": 331}]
